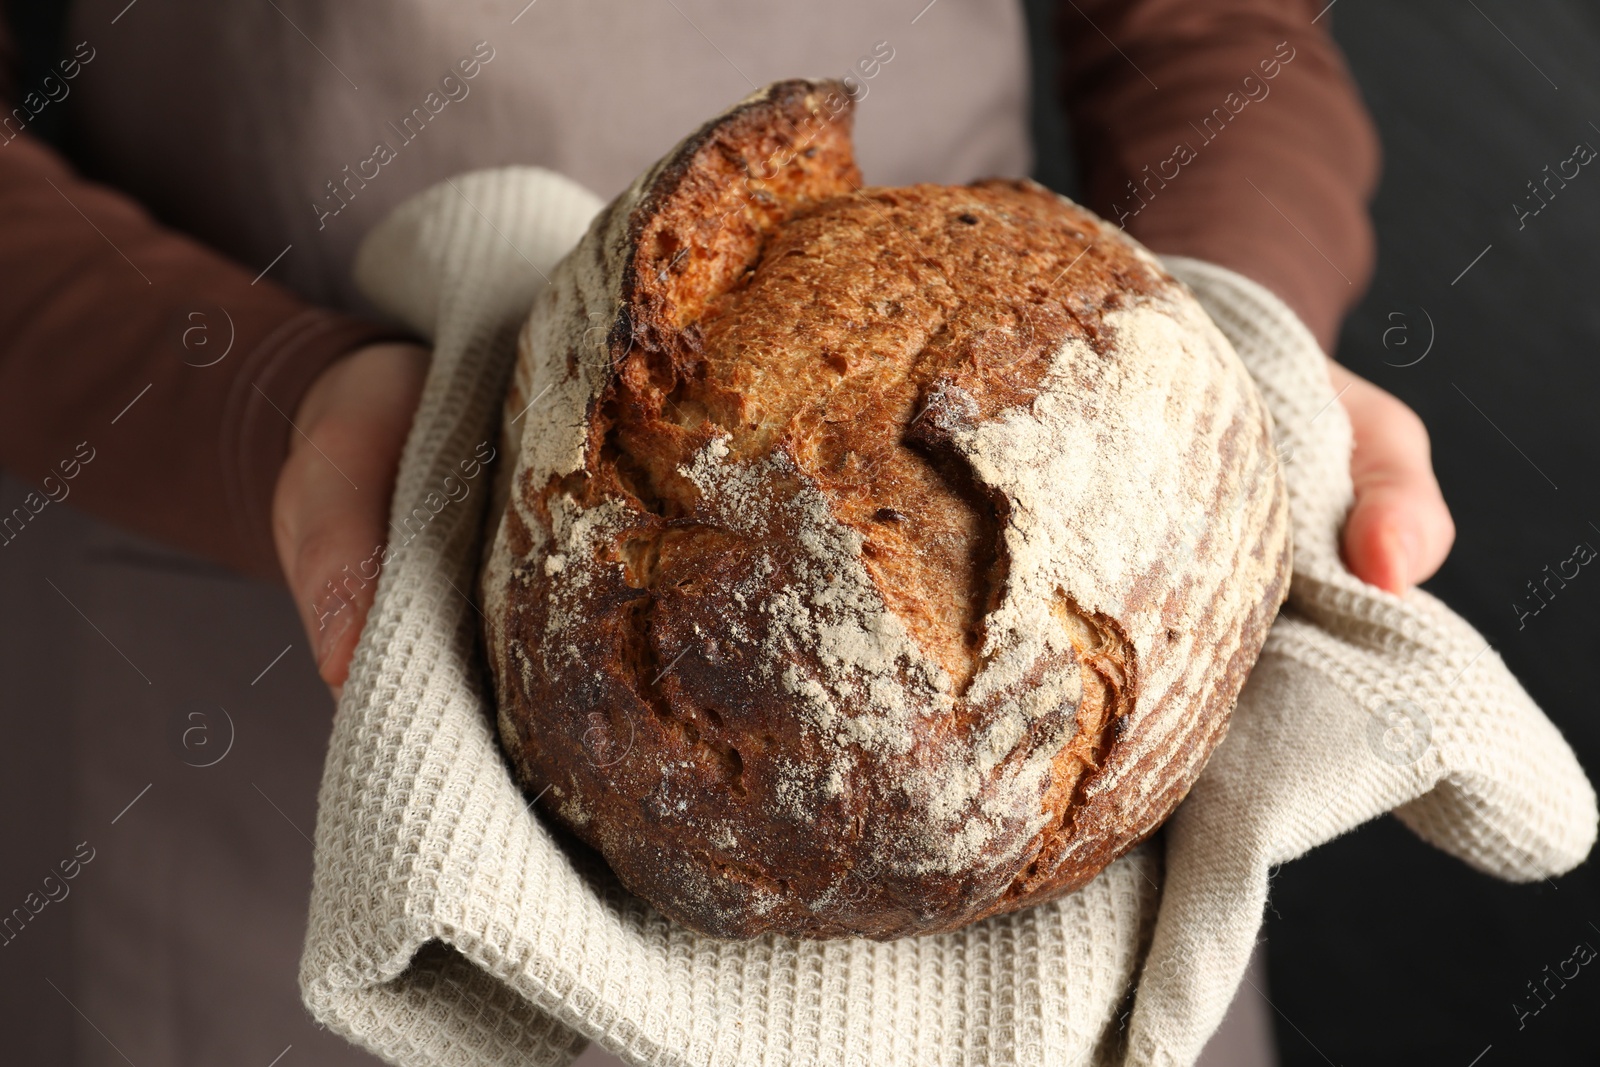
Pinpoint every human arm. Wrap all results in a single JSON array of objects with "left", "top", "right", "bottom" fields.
[
  {"left": 1056, "top": 0, "right": 1453, "bottom": 591},
  {"left": 0, "top": 128, "right": 410, "bottom": 586}
]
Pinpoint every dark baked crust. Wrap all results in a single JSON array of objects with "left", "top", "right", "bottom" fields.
[{"left": 481, "top": 79, "right": 1291, "bottom": 940}]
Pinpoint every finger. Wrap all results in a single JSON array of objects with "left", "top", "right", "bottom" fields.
[
  {"left": 1329, "top": 366, "right": 1455, "bottom": 593},
  {"left": 272, "top": 343, "right": 429, "bottom": 692},
  {"left": 273, "top": 433, "right": 390, "bottom": 690},
  {"left": 1344, "top": 480, "right": 1454, "bottom": 594}
]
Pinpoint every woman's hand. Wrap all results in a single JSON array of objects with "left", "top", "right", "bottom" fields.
[
  {"left": 1326, "top": 357, "right": 1456, "bottom": 594},
  {"left": 271, "top": 341, "right": 429, "bottom": 698}
]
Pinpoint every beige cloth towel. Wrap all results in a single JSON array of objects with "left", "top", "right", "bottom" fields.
[{"left": 299, "top": 167, "right": 1596, "bottom": 1067}]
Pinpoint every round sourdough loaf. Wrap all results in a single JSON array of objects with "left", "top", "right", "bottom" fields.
[{"left": 479, "top": 79, "right": 1291, "bottom": 940}]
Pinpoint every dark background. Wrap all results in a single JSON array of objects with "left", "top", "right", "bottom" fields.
[
  {"left": 5, "top": 0, "right": 1597, "bottom": 1062},
  {"left": 1026, "top": 0, "right": 1600, "bottom": 1062},
  {"left": 1272, "top": 4, "right": 1600, "bottom": 1063}
]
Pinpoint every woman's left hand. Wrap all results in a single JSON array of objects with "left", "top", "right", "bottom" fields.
[{"left": 1327, "top": 357, "right": 1456, "bottom": 594}]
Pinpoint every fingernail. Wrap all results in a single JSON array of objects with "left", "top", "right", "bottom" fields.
[
  {"left": 1385, "top": 527, "right": 1420, "bottom": 591},
  {"left": 314, "top": 604, "right": 350, "bottom": 667}
]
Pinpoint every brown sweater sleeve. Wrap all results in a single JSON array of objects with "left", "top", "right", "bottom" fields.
[
  {"left": 1056, "top": 0, "right": 1380, "bottom": 350},
  {"left": 0, "top": 27, "right": 410, "bottom": 582}
]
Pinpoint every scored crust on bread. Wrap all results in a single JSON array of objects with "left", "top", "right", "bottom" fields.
[{"left": 480, "top": 79, "right": 1291, "bottom": 940}]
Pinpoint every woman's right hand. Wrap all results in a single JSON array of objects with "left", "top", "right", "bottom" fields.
[{"left": 271, "top": 340, "right": 430, "bottom": 699}]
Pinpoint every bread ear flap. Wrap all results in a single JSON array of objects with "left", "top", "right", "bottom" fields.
[{"left": 611, "top": 79, "right": 863, "bottom": 364}]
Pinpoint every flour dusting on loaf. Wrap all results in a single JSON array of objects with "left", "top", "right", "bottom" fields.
[{"left": 480, "top": 79, "right": 1290, "bottom": 940}]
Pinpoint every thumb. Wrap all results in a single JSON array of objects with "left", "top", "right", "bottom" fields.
[
  {"left": 1328, "top": 363, "right": 1455, "bottom": 594},
  {"left": 272, "top": 343, "right": 429, "bottom": 695},
  {"left": 277, "top": 451, "right": 388, "bottom": 695},
  {"left": 1344, "top": 480, "right": 1444, "bottom": 596}
]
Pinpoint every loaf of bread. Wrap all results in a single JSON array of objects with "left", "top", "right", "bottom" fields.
[{"left": 479, "top": 79, "right": 1290, "bottom": 940}]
